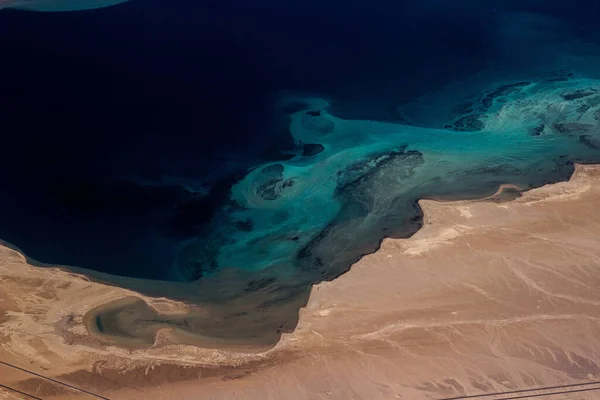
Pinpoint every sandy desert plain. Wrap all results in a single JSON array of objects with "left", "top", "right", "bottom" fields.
[{"left": 3, "top": 164, "right": 600, "bottom": 399}]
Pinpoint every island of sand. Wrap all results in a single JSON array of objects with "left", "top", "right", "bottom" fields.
[
  {"left": 0, "top": 0, "right": 128, "bottom": 11},
  {"left": 1, "top": 164, "right": 600, "bottom": 399}
]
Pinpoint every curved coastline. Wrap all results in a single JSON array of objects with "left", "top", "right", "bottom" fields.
[
  {"left": 0, "top": 162, "right": 591, "bottom": 351},
  {"left": 47, "top": 162, "right": 598, "bottom": 349},
  {"left": 5, "top": 70, "right": 600, "bottom": 348},
  {"left": 3, "top": 163, "right": 600, "bottom": 399},
  {"left": 5, "top": 3, "right": 600, "bottom": 397}
]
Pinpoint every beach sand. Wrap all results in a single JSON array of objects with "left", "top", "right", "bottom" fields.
[{"left": 2, "top": 164, "right": 600, "bottom": 399}]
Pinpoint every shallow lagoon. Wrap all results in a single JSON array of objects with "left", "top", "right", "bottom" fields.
[{"left": 2, "top": 1, "right": 600, "bottom": 345}]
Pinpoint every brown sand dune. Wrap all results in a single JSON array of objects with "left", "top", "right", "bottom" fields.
[{"left": 2, "top": 164, "right": 600, "bottom": 399}]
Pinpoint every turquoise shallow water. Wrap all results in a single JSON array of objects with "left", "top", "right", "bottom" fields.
[
  {"left": 94, "top": 73, "right": 600, "bottom": 346},
  {"left": 8, "top": 70, "right": 600, "bottom": 347},
  {"left": 179, "top": 76, "right": 600, "bottom": 285},
  {"left": 4, "top": 1, "right": 600, "bottom": 346}
]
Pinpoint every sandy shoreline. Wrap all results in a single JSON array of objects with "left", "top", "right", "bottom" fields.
[{"left": 2, "top": 164, "right": 600, "bottom": 398}]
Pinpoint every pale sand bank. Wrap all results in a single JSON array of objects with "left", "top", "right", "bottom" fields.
[
  {"left": 0, "top": 0, "right": 129, "bottom": 12},
  {"left": 2, "top": 164, "right": 600, "bottom": 399}
]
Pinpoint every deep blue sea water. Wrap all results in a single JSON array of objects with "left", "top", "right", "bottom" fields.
[{"left": 2, "top": 0, "right": 600, "bottom": 344}]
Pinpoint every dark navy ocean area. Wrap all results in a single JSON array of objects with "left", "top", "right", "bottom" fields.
[{"left": 2, "top": 0, "right": 600, "bottom": 345}]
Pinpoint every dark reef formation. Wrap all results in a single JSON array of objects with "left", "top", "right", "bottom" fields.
[{"left": 301, "top": 143, "right": 325, "bottom": 157}]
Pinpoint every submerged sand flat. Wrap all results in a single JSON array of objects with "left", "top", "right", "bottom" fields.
[
  {"left": 0, "top": 0, "right": 128, "bottom": 11},
  {"left": 2, "top": 164, "right": 600, "bottom": 398}
]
